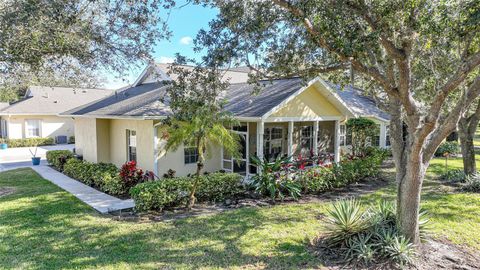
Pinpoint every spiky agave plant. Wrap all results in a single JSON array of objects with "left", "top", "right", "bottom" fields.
[
  {"left": 325, "top": 198, "right": 369, "bottom": 247},
  {"left": 384, "top": 235, "right": 416, "bottom": 267}
]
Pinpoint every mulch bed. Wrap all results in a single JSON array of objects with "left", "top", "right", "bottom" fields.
[
  {"left": 0, "top": 187, "right": 16, "bottom": 198},
  {"left": 310, "top": 237, "right": 480, "bottom": 270},
  {"left": 109, "top": 175, "right": 392, "bottom": 222}
]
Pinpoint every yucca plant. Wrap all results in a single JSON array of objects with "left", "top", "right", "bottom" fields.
[
  {"left": 346, "top": 233, "right": 376, "bottom": 265},
  {"left": 325, "top": 199, "right": 368, "bottom": 246},
  {"left": 384, "top": 235, "right": 416, "bottom": 267},
  {"left": 463, "top": 173, "right": 480, "bottom": 192},
  {"left": 369, "top": 200, "right": 396, "bottom": 226}
]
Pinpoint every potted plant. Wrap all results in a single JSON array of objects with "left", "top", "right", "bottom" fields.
[
  {"left": 29, "top": 146, "right": 41, "bottom": 165},
  {"left": 0, "top": 138, "right": 7, "bottom": 150}
]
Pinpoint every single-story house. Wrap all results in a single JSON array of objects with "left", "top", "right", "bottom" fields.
[
  {"left": 60, "top": 63, "right": 390, "bottom": 177},
  {"left": 0, "top": 86, "right": 113, "bottom": 141}
]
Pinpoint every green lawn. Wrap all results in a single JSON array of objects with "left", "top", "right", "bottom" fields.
[{"left": 1, "top": 161, "right": 479, "bottom": 269}]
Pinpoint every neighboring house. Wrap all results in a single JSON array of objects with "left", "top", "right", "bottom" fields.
[
  {"left": 60, "top": 63, "right": 390, "bottom": 177},
  {"left": 0, "top": 86, "right": 113, "bottom": 141}
]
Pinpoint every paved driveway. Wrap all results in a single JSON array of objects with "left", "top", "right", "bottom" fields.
[{"left": 0, "top": 144, "right": 74, "bottom": 164}]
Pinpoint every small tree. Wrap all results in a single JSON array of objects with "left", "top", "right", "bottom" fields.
[
  {"left": 161, "top": 60, "right": 241, "bottom": 210},
  {"left": 345, "top": 118, "right": 378, "bottom": 157}
]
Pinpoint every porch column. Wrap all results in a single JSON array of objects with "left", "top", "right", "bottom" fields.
[
  {"left": 313, "top": 121, "right": 319, "bottom": 156},
  {"left": 256, "top": 121, "right": 264, "bottom": 160},
  {"left": 379, "top": 123, "right": 387, "bottom": 148},
  {"left": 153, "top": 123, "right": 160, "bottom": 177},
  {"left": 334, "top": 120, "right": 341, "bottom": 163},
  {"left": 287, "top": 121, "right": 294, "bottom": 156}
]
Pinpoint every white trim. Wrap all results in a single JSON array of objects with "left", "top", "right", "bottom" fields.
[
  {"left": 313, "top": 121, "right": 319, "bottom": 156},
  {"left": 153, "top": 122, "right": 162, "bottom": 176},
  {"left": 24, "top": 119, "right": 42, "bottom": 138},
  {"left": 334, "top": 120, "right": 341, "bottom": 163},
  {"left": 287, "top": 121, "right": 294, "bottom": 156},
  {"left": 256, "top": 121, "right": 264, "bottom": 160},
  {"left": 265, "top": 116, "right": 342, "bottom": 122},
  {"left": 316, "top": 79, "right": 357, "bottom": 118}
]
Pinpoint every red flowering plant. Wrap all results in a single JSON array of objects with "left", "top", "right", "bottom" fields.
[{"left": 119, "top": 161, "right": 145, "bottom": 190}]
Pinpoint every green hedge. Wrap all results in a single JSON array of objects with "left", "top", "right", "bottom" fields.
[
  {"left": 130, "top": 173, "right": 244, "bottom": 212},
  {"left": 5, "top": 137, "right": 55, "bottom": 147},
  {"left": 63, "top": 159, "right": 124, "bottom": 195},
  {"left": 298, "top": 148, "right": 388, "bottom": 194},
  {"left": 46, "top": 150, "right": 74, "bottom": 171}
]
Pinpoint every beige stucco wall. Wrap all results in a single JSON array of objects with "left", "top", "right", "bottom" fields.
[
  {"left": 4, "top": 115, "right": 74, "bottom": 139},
  {"left": 74, "top": 118, "right": 155, "bottom": 171},
  {"left": 270, "top": 84, "right": 343, "bottom": 118},
  {"left": 155, "top": 125, "right": 222, "bottom": 177},
  {"left": 74, "top": 118, "right": 98, "bottom": 162},
  {"left": 109, "top": 119, "right": 154, "bottom": 171}
]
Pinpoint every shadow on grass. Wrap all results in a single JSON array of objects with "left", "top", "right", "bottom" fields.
[{"left": 0, "top": 168, "right": 323, "bottom": 269}]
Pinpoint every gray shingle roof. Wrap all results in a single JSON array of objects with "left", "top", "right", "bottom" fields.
[
  {"left": 327, "top": 83, "right": 390, "bottom": 121},
  {"left": 0, "top": 86, "right": 113, "bottom": 115},
  {"left": 62, "top": 77, "right": 389, "bottom": 121},
  {"left": 61, "top": 83, "right": 171, "bottom": 117}
]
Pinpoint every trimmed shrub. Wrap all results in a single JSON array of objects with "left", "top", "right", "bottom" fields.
[
  {"left": 435, "top": 141, "right": 460, "bottom": 157},
  {"left": 130, "top": 173, "right": 244, "bottom": 211},
  {"left": 68, "top": 136, "right": 75, "bottom": 144},
  {"left": 63, "top": 158, "right": 124, "bottom": 195},
  {"left": 6, "top": 137, "right": 55, "bottom": 147},
  {"left": 298, "top": 150, "right": 387, "bottom": 194},
  {"left": 46, "top": 150, "right": 74, "bottom": 171}
]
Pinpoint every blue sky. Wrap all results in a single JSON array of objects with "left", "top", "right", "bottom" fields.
[{"left": 104, "top": 2, "right": 218, "bottom": 89}]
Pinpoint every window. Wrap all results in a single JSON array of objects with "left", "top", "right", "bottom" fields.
[
  {"left": 263, "top": 127, "right": 284, "bottom": 160},
  {"left": 373, "top": 124, "right": 381, "bottom": 146},
  {"left": 184, "top": 146, "right": 198, "bottom": 164},
  {"left": 25, "top": 119, "right": 41, "bottom": 138},
  {"left": 339, "top": 124, "right": 346, "bottom": 146},
  {"left": 126, "top": 129, "right": 137, "bottom": 162},
  {"left": 386, "top": 125, "right": 391, "bottom": 146},
  {"left": 300, "top": 126, "right": 313, "bottom": 152}
]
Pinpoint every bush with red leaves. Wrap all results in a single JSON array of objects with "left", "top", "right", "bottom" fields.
[{"left": 119, "top": 161, "right": 146, "bottom": 189}]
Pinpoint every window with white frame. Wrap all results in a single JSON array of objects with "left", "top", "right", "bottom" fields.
[
  {"left": 300, "top": 126, "right": 313, "bottom": 153},
  {"left": 263, "top": 127, "right": 283, "bottom": 160},
  {"left": 386, "top": 125, "right": 391, "bottom": 146},
  {"left": 373, "top": 124, "right": 381, "bottom": 146},
  {"left": 126, "top": 129, "right": 137, "bottom": 162},
  {"left": 339, "top": 124, "right": 346, "bottom": 146},
  {"left": 25, "top": 119, "right": 41, "bottom": 138},
  {"left": 184, "top": 145, "right": 198, "bottom": 164}
]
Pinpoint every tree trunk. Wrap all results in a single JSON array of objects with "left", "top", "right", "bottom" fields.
[
  {"left": 187, "top": 147, "right": 204, "bottom": 210},
  {"left": 458, "top": 119, "right": 477, "bottom": 175},
  {"left": 396, "top": 152, "right": 425, "bottom": 244}
]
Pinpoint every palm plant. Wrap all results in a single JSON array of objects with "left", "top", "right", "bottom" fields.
[{"left": 162, "top": 61, "right": 241, "bottom": 210}]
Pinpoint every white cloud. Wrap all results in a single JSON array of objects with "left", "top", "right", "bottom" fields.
[
  {"left": 179, "top": 36, "right": 193, "bottom": 45},
  {"left": 158, "top": 56, "right": 174, "bottom": 63}
]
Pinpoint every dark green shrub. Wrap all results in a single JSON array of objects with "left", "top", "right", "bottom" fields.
[
  {"left": 196, "top": 173, "right": 244, "bottom": 202},
  {"left": 46, "top": 150, "right": 74, "bottom": 171},
  {"left": 130, "top": 173, "right": 244, "bottom": 211},
  {"left": 6, "top": 137, "right": 55, "bottom": 147},
  {"left": 68, "top": 136, "right": 75, "bottom": 144},
  {"left": 435, "top": 141, "right": 459, "bottom": 157},
  {"left": 63, "top": 158, "right": 123, "bottom": 195},
  {"left": 441, "top": 169, "right": 465, "bottom": 182},
  {"left": 345, "top": 118, "right": 378, "bottom": 157}
]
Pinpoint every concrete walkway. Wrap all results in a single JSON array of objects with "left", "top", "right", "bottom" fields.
[{"left": 1, "top": 163, "right": 134, "bottom": 214}]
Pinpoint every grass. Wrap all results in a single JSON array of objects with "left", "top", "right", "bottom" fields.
[{"left": 1, "top": 159, "right": 479, "bottom": 269}]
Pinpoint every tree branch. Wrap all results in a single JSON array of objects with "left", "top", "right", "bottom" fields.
[{"left": 423, "top": 76, "right": 480, "bottom": 161}]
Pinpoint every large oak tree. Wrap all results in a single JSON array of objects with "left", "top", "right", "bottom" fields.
[{"left": 189, "top": 0, "right": 480, "bottom": 243}]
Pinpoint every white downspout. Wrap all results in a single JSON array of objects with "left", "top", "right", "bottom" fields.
[{"left": 153, "top": 122, "right": 162, "bottom": 177}]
